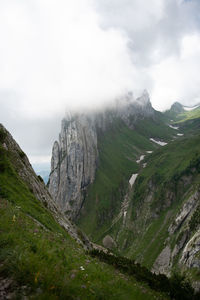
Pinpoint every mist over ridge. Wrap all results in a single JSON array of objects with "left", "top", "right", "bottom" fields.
[{"left": 1, "top": 0, "right": 200, "bottom": 164}]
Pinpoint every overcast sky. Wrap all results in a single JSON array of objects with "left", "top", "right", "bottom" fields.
[{"left": 0, "top": 0, "right": 200, "bottom": 165}]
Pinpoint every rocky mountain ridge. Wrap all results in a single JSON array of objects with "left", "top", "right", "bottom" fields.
[
  {"left": 49, "top": 90, "right": 154, "bottom": 218},
  {"left": 48, "top": 92, "right": 200, "bottom": 290}
]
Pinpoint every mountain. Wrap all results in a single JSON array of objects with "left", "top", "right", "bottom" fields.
[
  {"left": 32, "top": 163, "right": 50, "bottom": 184},
  {"left": 48, "top": 93, "right": 200, "bottom": 291},
  {"left": 1, "top": 123, "right": 176, "bottom": 299},
  {"left": 48, "top": 90, "right": 158, "bottom": 219},
  {"left": 165, "top": 102, "right": 200, "bottom": 123},
  {"left": 1, "top": 100, "right": 200, "bottom": 298}
]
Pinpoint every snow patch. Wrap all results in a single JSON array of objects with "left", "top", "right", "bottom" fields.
[
  {"left": 177, "top": 133, "right": 184, "bottom": 136},
  {"left": 146, "top": 151, "right": 153, "bottom": 154},
  {"left": 168, "top": 125, "right": 179, "bottom": 130},
  {"left": 150, "top": 138, "right": 168, "bottom": 146},
  {"left": 129, "top": 174, "right": 138, "bottom": 187},
  {"left": 143, "top": 163, "right": 147, "bottom": 168},
  {"left": 136, "top": 155, "right": 145, "bottom": 163}
]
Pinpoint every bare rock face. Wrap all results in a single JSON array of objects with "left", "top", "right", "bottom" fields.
[
  {"left": 49, "top": 113, "right": 98, "bottom": 219},
  {"left": 152, "top": 189, "right": 200, "bottom": 282},
  {"left": 152, "top": 246, "right": 171, "bottom": 275},
  {"left": 168, "top": 191, "right": 199, "bottom": 235},
  {"left": 102, "top": 235, "right": 117, "bottom": 249},
  {"left": 48, "top": 91, "right": 154, "bottom": 219},
  {"left": 115, "top": 90, "right": 154, "bottom": 128},
  {"left": 180, "top": 229, "right": 200, "bottom": 269}
]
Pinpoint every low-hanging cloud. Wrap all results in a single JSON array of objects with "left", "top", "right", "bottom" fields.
[
  {"left": 95, "top": 0, "right": 200, "bottom": 109},
  {"left": 0, "top": 0, "right": 200, "bottom": 164},
  {"left": 0, "top": 0, "right": 146, "bottom": 120}
]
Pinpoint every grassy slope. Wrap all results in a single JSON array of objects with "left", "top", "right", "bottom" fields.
[
  {"left": 0, "top": 133, "right": 164, "bottom": 299},
  {"left": 123, "top": 134, "right": 200, "bottom": 269},
  {"left": 77, "top": 117, "right": 175, "bottom": 243},
  {"left": 176, "top": 107, "right": 200, "bottom": 123},
  {"left": 134, "top": 111, "right": 176, "bottom": 141},
  {"left": 164, "top": 104, "right": 200, "bottom": 123},
  {"left": 77, "top": 107, "right": 199, "bottom": 272},
  {"left": 174, "top": 108, "right": 200, "bottom": 136}
]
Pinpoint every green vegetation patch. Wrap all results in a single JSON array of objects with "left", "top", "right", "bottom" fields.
[
  {"left": 176, "top": 107, "right": 200, "bottom": 123},
  {"left": 90, "top": 250, "right": 199, "bottom": 300},
  {"left": 134, "top": 112, "right": 175, "bottom": 141},
  {"left": 132, "top": 135, "right": 200, "bottom": 211},
  {"left": 0, "top": 136, "right": 165, "bottom": 299},
  {"left": 0, "top": 126, "right": 7, "bottom": 143},
  {"left": 119, "top": 134, "right": 200, "bottom": 269},
  {"left": 1, "top": 198, "right": 164, "bottom": 299},
  {"left": 77, "top": 118, "right": 156, "bottom": 242}
]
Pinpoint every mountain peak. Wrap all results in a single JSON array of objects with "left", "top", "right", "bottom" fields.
[{"left": 170, "top": 101, "right": 184, "bottom": 113}]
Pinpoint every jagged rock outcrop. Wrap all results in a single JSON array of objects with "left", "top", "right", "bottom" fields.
[
  {"left": 49, "top": 113, "right": 98, "bottom": 219},
  {"left": 180, "top": 229, "right": 200, "bottom": 269},
  {"left": 102, "top": 235, "right": 117, "bottom": 249},
  {"left": 170, "top": 102, "right": 184, "bottom": 114},
  {"left": 152, "top": 188, "right": 200, "bottom": 286},
  {"left": 169, "top": 190, "right": 200, "bottom": 269},
  {"left": 152, "top": 246, "right": 171, "bottom": 275},
  {"left": 168, "top": 191, "right": 199, "bottom": 235},
  {"left": 49, "top": 90, "right": 154, "bottom": 219},
  {"left": 115, "top": 90, "right": 154, "bottom": 128}
]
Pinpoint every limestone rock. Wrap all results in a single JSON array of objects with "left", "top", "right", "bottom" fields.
[
  {"left": 49, "top": 113, "right": 98, "bottom": 219},
  {"left": 171, "top": 230, "right": 189, "bottom": 258},
  {"left": 103, "top": 235, "right": 117, "bottom": 249},
  {"left": 152, "top": 246, "right": 171, "bottom": 275},
  {"left": 168, "top": 191, "right": 199, "bottom": 234},
  {"left": 180, "top": 229, "right": 200, "bottom": 269}
]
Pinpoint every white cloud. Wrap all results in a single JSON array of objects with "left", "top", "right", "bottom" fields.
[
  {"left": 0, "top": 0, "right": 200, "bottom": 163},
  {"left": 151, "top": 33, "right": 200, "bottom": 110},
  {"left": 0, "top": 0, "right": 142, "bottom": 120},
  {"left": 95, "top": 0, "right": 200, "bottom": 110}
]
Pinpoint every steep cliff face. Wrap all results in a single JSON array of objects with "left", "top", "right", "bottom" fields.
[
  {"left": 49, "top": 113, "right": 98, "bottom": 219},
  {"left": 49, "top": 91, "right": 154, "bottom": 219}
]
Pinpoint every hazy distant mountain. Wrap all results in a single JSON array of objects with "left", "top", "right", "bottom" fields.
[{"left": 32, "top": 163, "right": 50, "bottom": 184}]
